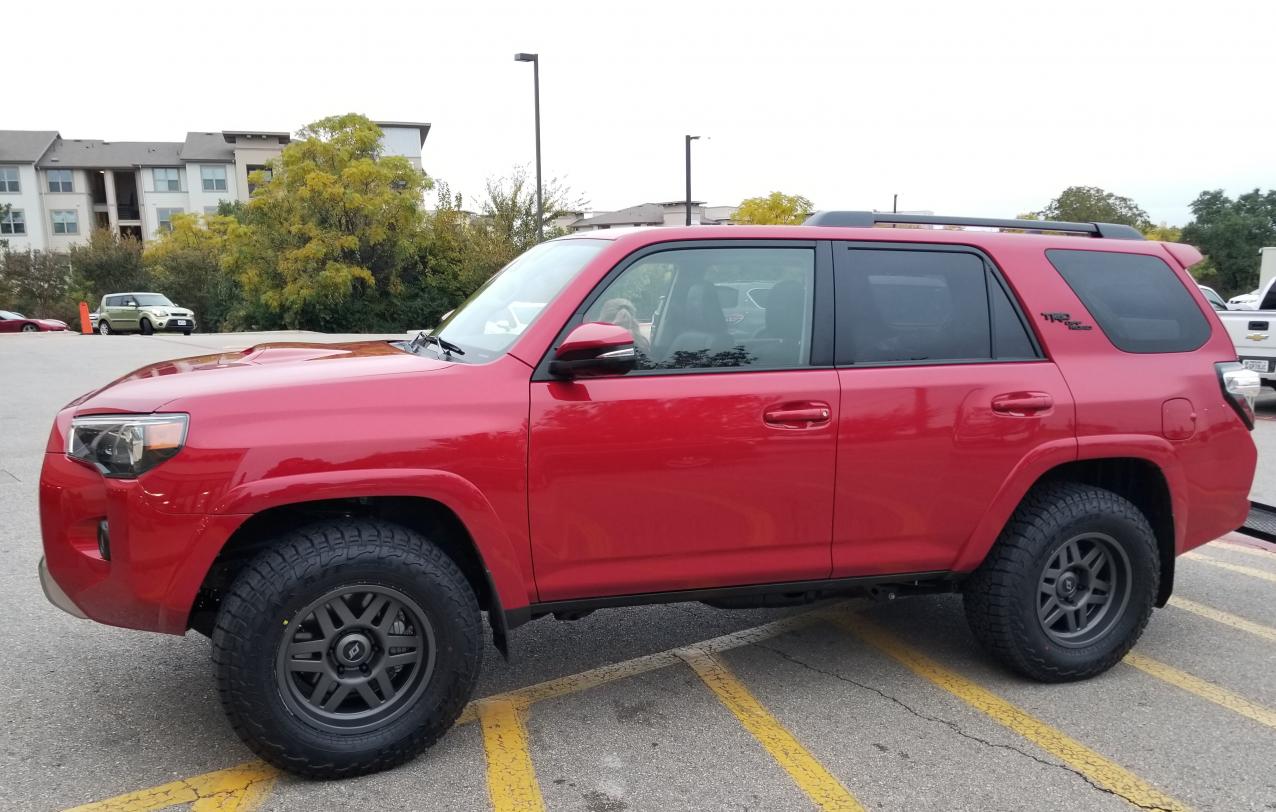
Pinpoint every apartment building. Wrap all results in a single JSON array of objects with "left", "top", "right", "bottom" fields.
[{"left": 0, "top": 122, "right": 429, "bottom": 251}]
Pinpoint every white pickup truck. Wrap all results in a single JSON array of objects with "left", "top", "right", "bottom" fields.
[
  {"left": 1218, "top": 248, "right": 1276, "bottom": 385},
  {"left": 1220, "top": 276, "right": 1276, "bottom": 385}
]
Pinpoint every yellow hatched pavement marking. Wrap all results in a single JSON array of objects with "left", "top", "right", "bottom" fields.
[
  {"left": 455, "top": 610, "right": 823, "bottom": 725},
  {"left": 63, "top": 761, "right": 278, "bottom": 812},
  {"left": 1211, "top": 540, "right": 1276, "bottom": 560},
  {"left": 1184, "top": 552, "right": 1276, "bottom": 584},
  {"left": 1167, "top": 596, "right": 1276, "bottom": 643},
  {"left": 65, "top": 609, "right": 825, "bottom": 811},
  {"left": 477, "top": 698, "right": 546, "bottom": 812},
  {"left": 676, "top": 646, "right": 865, "bottom": 812},
  {"left": 1124, "top": 653, "right": 1276, "bottom": 730},
  {"left": 831, "top": 614, "right": 1190, "bottom": 812}
]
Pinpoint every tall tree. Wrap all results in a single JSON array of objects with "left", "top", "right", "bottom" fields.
[
  {"left": 733, "top": 192, "right": 814, "bottom": 225},
  {"left": 477, "top": 167, "right": 582, "bottom": 257},
  {"left": 226, "top": 113, "right": 432, "bottom": 331},
  {"left": 1181, "top": 188, "right": 1276, "bottom": 296},
  {"left": 1037, "top": 186, "right": 1151, "bottom": 230},
  {"left": 144, "top": 213, "right": 242, "bottom": 332},
  {"left": 68, "top": 228, "right": 147, "bottom": 302}
]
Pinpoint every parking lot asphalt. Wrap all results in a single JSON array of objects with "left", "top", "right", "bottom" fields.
[{"left": 2, "top": 331, "right": 1274, "bottom": 812}]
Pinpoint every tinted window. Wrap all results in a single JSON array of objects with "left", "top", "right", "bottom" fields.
[
  {"left": 584, "top": 247, "right": 815, "bottom": 371},
  {"left": 990, "top": 277, "right": 1038, "bottom": 359},
  {"left": 837, "top": 249, "right": 993, "bottom": 364},
  {"left": 1046, "top": 250, "right": 1210, "bottom": 353}
]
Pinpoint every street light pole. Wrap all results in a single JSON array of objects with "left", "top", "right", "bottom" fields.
[
  {"left": 685, "top": 134, "right": 700, "bottom": 226},
  {"left": 514, "top": 52, "right": 543, "bottom": 241}
]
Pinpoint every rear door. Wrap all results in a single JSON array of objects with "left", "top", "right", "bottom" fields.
[{"left": 830, "top": 243, "right": 1076, "bottom": 576}]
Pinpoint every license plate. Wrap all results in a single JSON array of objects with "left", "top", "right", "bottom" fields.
[
  {"left": 175, "top": 320, "right": 187, "bottom": 326},
  {"left": 1243, "top": 359, "right": 1269, "bottom": 372}
]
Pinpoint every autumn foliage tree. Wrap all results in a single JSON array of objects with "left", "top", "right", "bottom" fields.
[
  {"left": 225, "top": 114, "right": 432, "bottom": 331},
  {"left": 733, "top": 192, "right": 814, "bottom": 225}
]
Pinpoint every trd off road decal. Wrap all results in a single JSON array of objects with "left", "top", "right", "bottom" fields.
[{"left": 1040, "top": 311, "right": 1093, "bottom": 331}]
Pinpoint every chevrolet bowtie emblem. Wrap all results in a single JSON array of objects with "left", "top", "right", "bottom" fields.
[{"left": 1247, "top": 333, "right": 1269, "bottom": 341}]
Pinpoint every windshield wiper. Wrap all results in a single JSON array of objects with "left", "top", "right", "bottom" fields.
[{"left": 411, "top": 331, "right": 466, "bottom": 358}]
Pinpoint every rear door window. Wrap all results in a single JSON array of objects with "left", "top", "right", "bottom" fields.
[
  {"left": 1045, "top": 249, "right": 1210, "bottom": 353},
  {"left": 835, "top": 248, "right": 1039, "bottom": 364}
]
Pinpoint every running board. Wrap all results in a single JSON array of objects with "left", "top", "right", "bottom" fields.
[{"left": 1238, "top": 500, "right": 1276, "bottom": 544}]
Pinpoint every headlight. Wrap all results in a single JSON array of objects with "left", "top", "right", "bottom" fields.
[
  {"left": 67, "top": 414, "right": 189, "bottom": 478},
  {"left": 153, "top": 309, "right": 169, "bottom": 317}
]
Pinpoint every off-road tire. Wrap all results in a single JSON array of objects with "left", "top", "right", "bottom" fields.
[
  {"left": 139, "top": 318, "right": 154, "bottom": 335},
  {"left": 211, "top": 518, "right": 483, "bottom": 778},
  {"left": 963, "top": 482, "right": 1159, "bottom": 682}
]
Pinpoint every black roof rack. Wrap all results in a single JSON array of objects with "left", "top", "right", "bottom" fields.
[{"left": 802, "top": 211, "right": 1144, "bottom": 241}]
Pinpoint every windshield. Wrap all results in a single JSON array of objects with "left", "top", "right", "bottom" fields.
[
  {"left": 431, "top": 239, "right": 607, "bottom": 361},
  {"left": 0, "top": 311, "right": 22, "bottom": 319},
  {"left": 134, "top": 294, "right": 174, "bottom": 307}
]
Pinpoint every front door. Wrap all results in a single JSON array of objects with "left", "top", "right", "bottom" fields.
[
  {"left": 829, "top": 243, "right": 1076, "bottom": 576},
  {"left": 529, "top": 242, "right": 838, "bottom": 601}
]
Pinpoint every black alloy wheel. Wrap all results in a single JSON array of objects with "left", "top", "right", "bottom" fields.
[{"left": 276, "top": 585, "right": 437, "bottom": 733}]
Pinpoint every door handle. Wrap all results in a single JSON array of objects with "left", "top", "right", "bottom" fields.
[
  {"left": 764, "top": 404, "right": 831, "bottom": 427},
  {"left": 992, "top": 392, "right": 1053, "bottom": 416}
]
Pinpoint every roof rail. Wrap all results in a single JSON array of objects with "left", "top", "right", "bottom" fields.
[{"left": 802, "top": 211, "right": 1145, "bottom": 241}]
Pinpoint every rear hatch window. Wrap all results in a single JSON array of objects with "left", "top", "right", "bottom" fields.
[{"left": 1045, "top": 249, "right": 1211, "bottom": 353}]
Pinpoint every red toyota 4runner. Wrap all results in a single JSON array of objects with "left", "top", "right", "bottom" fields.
[{"left": 39, "top": 212, "right": 1259, "bottom": 777}]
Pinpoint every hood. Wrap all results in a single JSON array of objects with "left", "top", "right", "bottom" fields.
[
  {"left": 144, "top": 306, "right": 193, "bottom": 316},
  {"left": 66, "top": 340, "right": 452, "bottom": 414}
]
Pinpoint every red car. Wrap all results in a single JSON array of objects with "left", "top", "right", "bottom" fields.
[
  {"left": 0, "top": 309, "right": 68, "bottom": 332},
  {"left": 38, "top": 213, "right": 1258, "bottom": 778}
]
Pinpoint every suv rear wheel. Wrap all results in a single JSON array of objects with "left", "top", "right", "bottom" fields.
[
  {"left": 963, "top": 482, "right": 1158, "bottom": 682},
  {"left": 97, "top": 321, "right": 111, "bottom": 335},
  {"left": 211, "top": 518, "right": 483, "bottom": 777}
]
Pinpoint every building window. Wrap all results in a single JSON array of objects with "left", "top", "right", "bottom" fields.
[
  {"left": 153, "top": 167, "right": 181, "bottom": 192},
  {"left": 246, "top": 164, "right": 273, "bottom": 195},
  {"left": 0, "top": 166, "right": 19, "bottom": 193},
  {"left": 156, "top": 207, "right": 184, "bottom": 232},
  {"left": 0, "top": 209, "right": 25, "bottom": 235},
  {"left": 203, "top": 206, "right": 219, "bottom": 215},
  {"left": 47, "top": 169, "right": 73, "bottom": 193},
  {"left": 51, "top": 210, "right": 78, "bottom": 235},
  {"left": 200, "top": 165, "right": 227, "bottom": 192}
]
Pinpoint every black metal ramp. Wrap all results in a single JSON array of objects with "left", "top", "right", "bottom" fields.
[{"left": 1239, "top": 501, "right": 1276, "bottom": 543}]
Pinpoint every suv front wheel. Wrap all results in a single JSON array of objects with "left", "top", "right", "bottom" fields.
[
  {"left": 963, "top": 482, "right": 1158, "bottom": 682},
  {"left": 211, "top": 518, "right": 483, "bottom": 777}
]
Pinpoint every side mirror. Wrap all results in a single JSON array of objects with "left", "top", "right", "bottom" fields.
[
  {"left": 125, "top": 300, "right": 138, "bottom": 308},
  {"left": 549, "top": 322, "right": 637, "bottom": 378}
]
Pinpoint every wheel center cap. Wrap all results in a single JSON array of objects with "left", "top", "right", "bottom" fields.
[
  {"left": 1059, "top": 573, "right": 1079, "bottom": 596},
  {"left": 335, "top": 632, "right": 373, "bottom": 666}
]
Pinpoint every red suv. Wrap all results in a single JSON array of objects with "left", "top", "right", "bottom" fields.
[{"left": 39, "top": 212, "right": 1259, "bottom": 777}]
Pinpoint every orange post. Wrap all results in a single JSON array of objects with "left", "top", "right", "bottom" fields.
[{"left": 78, "top": 301, "right": 92, "bottom": 334}]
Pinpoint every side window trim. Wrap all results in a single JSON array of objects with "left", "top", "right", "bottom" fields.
[
  {"left": 531, "top": 239, "right": 831, "bottom": 381},
  {"left": 831, "top": 240, "right": 1044, "bottom": 367}
]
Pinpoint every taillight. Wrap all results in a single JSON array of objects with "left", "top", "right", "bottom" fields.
[{"left": 1217, "top": 362, "right": 1261, "bottom": 429}]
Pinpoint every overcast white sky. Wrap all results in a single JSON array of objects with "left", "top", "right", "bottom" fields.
[{"left": 7, "top": 0, "right": 1274, "bottom": 225}]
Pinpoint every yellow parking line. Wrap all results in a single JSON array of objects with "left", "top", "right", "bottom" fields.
[
  {"left": 65, "top": 609, "right": 828, "bottom": 812},
  {"left": 1124, "top": 653, "right": 1276, "bottom": 730},
  {"left": 676, "top": 646, "right": 864, "bottom": 812},
  {"left": 456, "top": 610, "right": 823, "bottom": 725},
  {"left": 832, "top": 614, "right": 1189, "bottom": 812},
  {"left": 1184, "top": 552, "right": 1276, "bottom": 584},
  {"left": 1167, "top": 596, "right": 1276, "bottom": 643},
  {"left": 477, "top": 698, "right": 545, "bottom": 812},
  {"left": 1212, "top": 540, "right": 1276, "bottom": 560},
  {"left": 63, "top": 761, "right": 278, "bottom": 812}
]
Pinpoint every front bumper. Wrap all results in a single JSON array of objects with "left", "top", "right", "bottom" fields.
[
  {"left": 154, "top": 317, "right": 196, "bottom": 332},
  {"left": 40, "top": 451, "right": 245, "bottom": 634},
  {"left": 39, "top": 556, "right": 87, "bottom": 619}
]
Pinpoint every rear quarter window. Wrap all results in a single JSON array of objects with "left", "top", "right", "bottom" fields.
[{"left": 1045, "top": 249, "right": 1211, "bottom": 354}]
